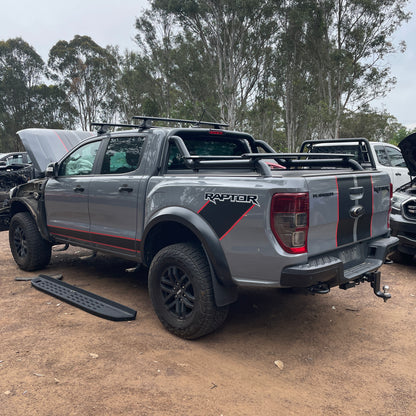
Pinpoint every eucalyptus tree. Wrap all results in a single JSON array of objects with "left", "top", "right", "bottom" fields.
[
  {"left": 0, "top": 38, "right": 77, "bottom": 151},
  {"left": 316, "top": 0, "right": 410, "bottom": 139},
  {"left": 0, "top": 38, "right": 45, "bottom": 149},
  {"left": 149, "top": 0, "right": 279, "bottom": 129},
  {"left": 48, "top": 35, "right": 119, "bottom": 130}
]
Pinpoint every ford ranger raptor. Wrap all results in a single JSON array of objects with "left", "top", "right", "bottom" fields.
[{"left": 4, "top": 117, "right": 398, "bottom": 338}]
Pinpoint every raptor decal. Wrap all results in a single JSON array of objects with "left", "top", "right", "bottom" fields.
[{"left": 199, "top": 195, "right": 257, "bottom": 240}]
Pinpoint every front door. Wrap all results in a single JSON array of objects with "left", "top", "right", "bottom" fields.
[{"left": 45, "top": 140, "right": 101, "bottom": 245}]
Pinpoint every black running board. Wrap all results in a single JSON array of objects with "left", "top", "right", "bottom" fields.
[{"left": 31, "top": 275, "right": 137, "bottom": 321}]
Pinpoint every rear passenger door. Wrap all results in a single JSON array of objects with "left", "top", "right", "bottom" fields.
[{"left": 88, "top": 135, "right": 147, "bottom": 258}]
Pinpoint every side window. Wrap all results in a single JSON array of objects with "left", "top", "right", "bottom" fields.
[
  {"left": 374, "top": 146, "right": 390, "bottom": 166},
  {"left": 385, "top": 146, "right": 407, "bottom": 167},
  {"left": 101, "top": 136, "right": 144, "bottom": 174},
  {"left": 167, "top": 143, "right": 187, "bottom": 170},
  {"left": 59, "top": 141, "right": 100, "bottom": 176}
]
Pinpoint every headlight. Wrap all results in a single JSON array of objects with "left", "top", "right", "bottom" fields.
[{"left": 391, "top": 193, "right": 407, "bottom": 210}]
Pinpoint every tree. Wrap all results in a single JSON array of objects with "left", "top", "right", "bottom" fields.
[
  {"left": 149, "top": 0, "right": 279, "bottom": 129},
  {"left": 48, "top": 35, "right": 119, "bottom": 130},
  {"left": 0, "top": 38, "right": 45, "bottom": 150},
  {"left": 272, "top": 0, "right": 410, "bottom": 150},
  {"left": 0, "top": 38, "right": 77, "bottom": 151},
  {"left": 339, "top": 109, "right": 406, "bottom": 142},
  {"left": 311, "top": 0, "right": 410, "bottom": 138}
]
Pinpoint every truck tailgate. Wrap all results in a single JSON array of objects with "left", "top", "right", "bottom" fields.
[{"left": 306, "top": 171, "right": 390, "bottom": 256}]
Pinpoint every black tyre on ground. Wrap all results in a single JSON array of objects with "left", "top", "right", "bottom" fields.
[
  {"left": 148, "top": 243, "right": 229, "bottom": 339},
  {"left": 9, "top": 212, "right": 52, "bottom": 271}
]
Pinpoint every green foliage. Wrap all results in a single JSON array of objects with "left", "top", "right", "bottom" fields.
[
  {"left": 0, "top": 38, "right": 77, "bottom": 151},
  {"left": 0, "top": 0, "right": 413, "bottom": 153},
  {"left": 339, "top": 109, "right": 408, "bottom": 142},
  {"left": 48, "top": 35, "right": 119, "bottom": 130}
]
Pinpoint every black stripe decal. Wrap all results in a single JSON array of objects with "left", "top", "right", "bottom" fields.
[
  {"left": 337, "top": 177, "right": 355, "bottom": 246},
  {"left": 356, "top": 176, "right": 373, "bottom": 240},
  {"left": 199, "top": 201, "right": 253, "bottom": 239},
  {"left": 48, "top": 226, "right": 138, "bottom": 252}
]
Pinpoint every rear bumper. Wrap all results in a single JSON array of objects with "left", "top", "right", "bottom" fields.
[{"left": 280, "top": 236, "right": 398, "bottom": 288}]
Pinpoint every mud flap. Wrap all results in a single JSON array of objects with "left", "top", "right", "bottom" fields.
[{"left": 31, "top": 275, "right": 137, "bottom": 321}]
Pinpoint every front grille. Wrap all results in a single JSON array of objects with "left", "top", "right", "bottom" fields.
[{"left": 403, "top": 198, "right": 416, "bottom": 221}]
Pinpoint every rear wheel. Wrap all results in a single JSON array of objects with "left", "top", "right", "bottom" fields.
[
  {"left": 9, "top": 212, "right": 52, "bottom": 271},
  {"left": 148, "top": 243, "right": 229, "bottom": 339}
]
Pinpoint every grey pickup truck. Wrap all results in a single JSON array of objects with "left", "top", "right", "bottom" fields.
[{"left": 4, "top": 117, "right": 398, "bottom": 338}]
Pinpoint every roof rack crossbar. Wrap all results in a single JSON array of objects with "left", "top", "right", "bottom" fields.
[
  {"left": 132, "top": 116, "right": 229, "bottom": 130},
  {"left": 90, "top": 122, "right": 141, "bottom": 134}
]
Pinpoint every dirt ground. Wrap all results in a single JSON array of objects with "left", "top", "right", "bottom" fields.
[{"left": 1, "top": 230, "right": 415, "bottom": 416}]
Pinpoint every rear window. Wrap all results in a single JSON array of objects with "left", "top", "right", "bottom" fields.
[
  {"left": 167, "top": 134, "right": 251, "bottom": 170},
  {"left": 310, "top": 145, "right": 369, "bottom": 164}
]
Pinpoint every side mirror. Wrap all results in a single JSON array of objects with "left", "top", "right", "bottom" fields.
[
  {"left": 46, "top": 162, "right": 59, "bottom": 177},
  {"left": 0, "top": 161, "right": 6, "bottom": 167}
]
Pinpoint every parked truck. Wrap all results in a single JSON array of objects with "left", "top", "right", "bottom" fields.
[
  {"left": 300, "top": 138, "right": 411, "bottom": 191},
  {"left": 4, "top": 117, "right": 398, "bottom": 338}
]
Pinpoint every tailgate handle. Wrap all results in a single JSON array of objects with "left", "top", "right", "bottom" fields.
[{"left": 349, "top": 186, "right": 363, "bottom": 199}]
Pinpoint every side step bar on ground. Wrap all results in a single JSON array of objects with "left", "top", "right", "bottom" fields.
[{"left": 31, "top": 275, "right": 137, "bottom": 321}]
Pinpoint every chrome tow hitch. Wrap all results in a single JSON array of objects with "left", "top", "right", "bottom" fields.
[{"left": 365, "top": 271, "right": 391, "bottom": 302}]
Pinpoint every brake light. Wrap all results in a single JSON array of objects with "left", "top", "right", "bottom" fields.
[
  {"left": 209, "top": 130, "right": 224, "bottom": 135},
  {"left": 270, "top": 193, "right": 309, "bottom": 254}
]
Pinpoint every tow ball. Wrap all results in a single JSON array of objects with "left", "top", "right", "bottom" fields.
[{"left": 365, "top": 271, "right": 391, "bottom": 302}]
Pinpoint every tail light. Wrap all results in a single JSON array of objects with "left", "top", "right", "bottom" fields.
[{"left": 270, "top": 193, "right": 309, "bottom": 254}]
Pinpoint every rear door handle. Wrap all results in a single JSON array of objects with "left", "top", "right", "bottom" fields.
[
  {"left": 118, "top": 185, "right": 133, "bottom": 193},
  {"left": 395, "top": 173, "right": 401, "bottom": 176},
  {"left": 73, "top": 186, "right": 85, "bottom": 192}
]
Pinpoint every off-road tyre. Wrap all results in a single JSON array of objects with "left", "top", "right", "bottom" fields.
[
  {"left": 9, "top": 212, "right": 52, "bottom": 271},
  {"left": 148, "top": 243, "right": 229, "bottom": 339}
]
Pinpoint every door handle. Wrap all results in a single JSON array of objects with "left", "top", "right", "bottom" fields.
[
  {"left": 73, "top": 186, "right": 85, "bottom": 192},
  {"left": 118, "top": 185, "right": 133, "bottom": 193},
  {"left": 395, "top": 173, "right": 401, "bottom": 176}
]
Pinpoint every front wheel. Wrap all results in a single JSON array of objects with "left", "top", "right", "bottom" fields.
[
  {"left": 9, "top": 212, "right": 52, "bottom": 271},
  {"left": 148, "top": 243, "right": 229, "bottom": 339}
]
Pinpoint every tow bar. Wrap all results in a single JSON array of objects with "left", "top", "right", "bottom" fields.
[
  {"left": 339, "top": 271, "right": 391, "bottom": 302},
  {"left": 365, "top": 271, "right": 391, "bottom": 302}
]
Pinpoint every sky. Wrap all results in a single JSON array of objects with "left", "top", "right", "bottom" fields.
[{"left": 2, "top": 0, "right": 416, "bottom": 128}]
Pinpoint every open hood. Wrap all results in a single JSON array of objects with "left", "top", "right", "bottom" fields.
[
  {"left": 399, "top": 132, "right": 416, "bottom": 177},
  {"left": 17, "top": 128, "right": 94, "bottom": 176}
]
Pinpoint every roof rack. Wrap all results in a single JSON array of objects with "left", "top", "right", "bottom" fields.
[
  {"left": 132, "top": 116, "right": 229, "bottom": 130},
  {"left": 90, "top": 122, "right": 141, "bottom": 134}
]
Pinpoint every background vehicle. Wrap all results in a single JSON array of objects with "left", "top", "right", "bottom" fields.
[
  {"left": 390, "top": 132, "right": 416, "bottom": 262},
  {"left": 4, "top": 118, "right": 397, "bottom": 338},
  {"left": 0, "top": 130, "right": 92, "bottom": 231},
  {"left": 301, "top": 138, "right": 411, "bottom": 190},
  {"left": 0, "top": 152, "right": 31, "bottom": 170}
]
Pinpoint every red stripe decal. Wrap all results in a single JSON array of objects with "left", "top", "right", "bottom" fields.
[
  {"left": 335, "top": 178, "right": 339, "bottom": 247},
  {"left": 219, "top": 204, "right": 255, "bottom": 241},
  {"left": 53, "top": 130, "right": 68, "bottom": 152}
]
